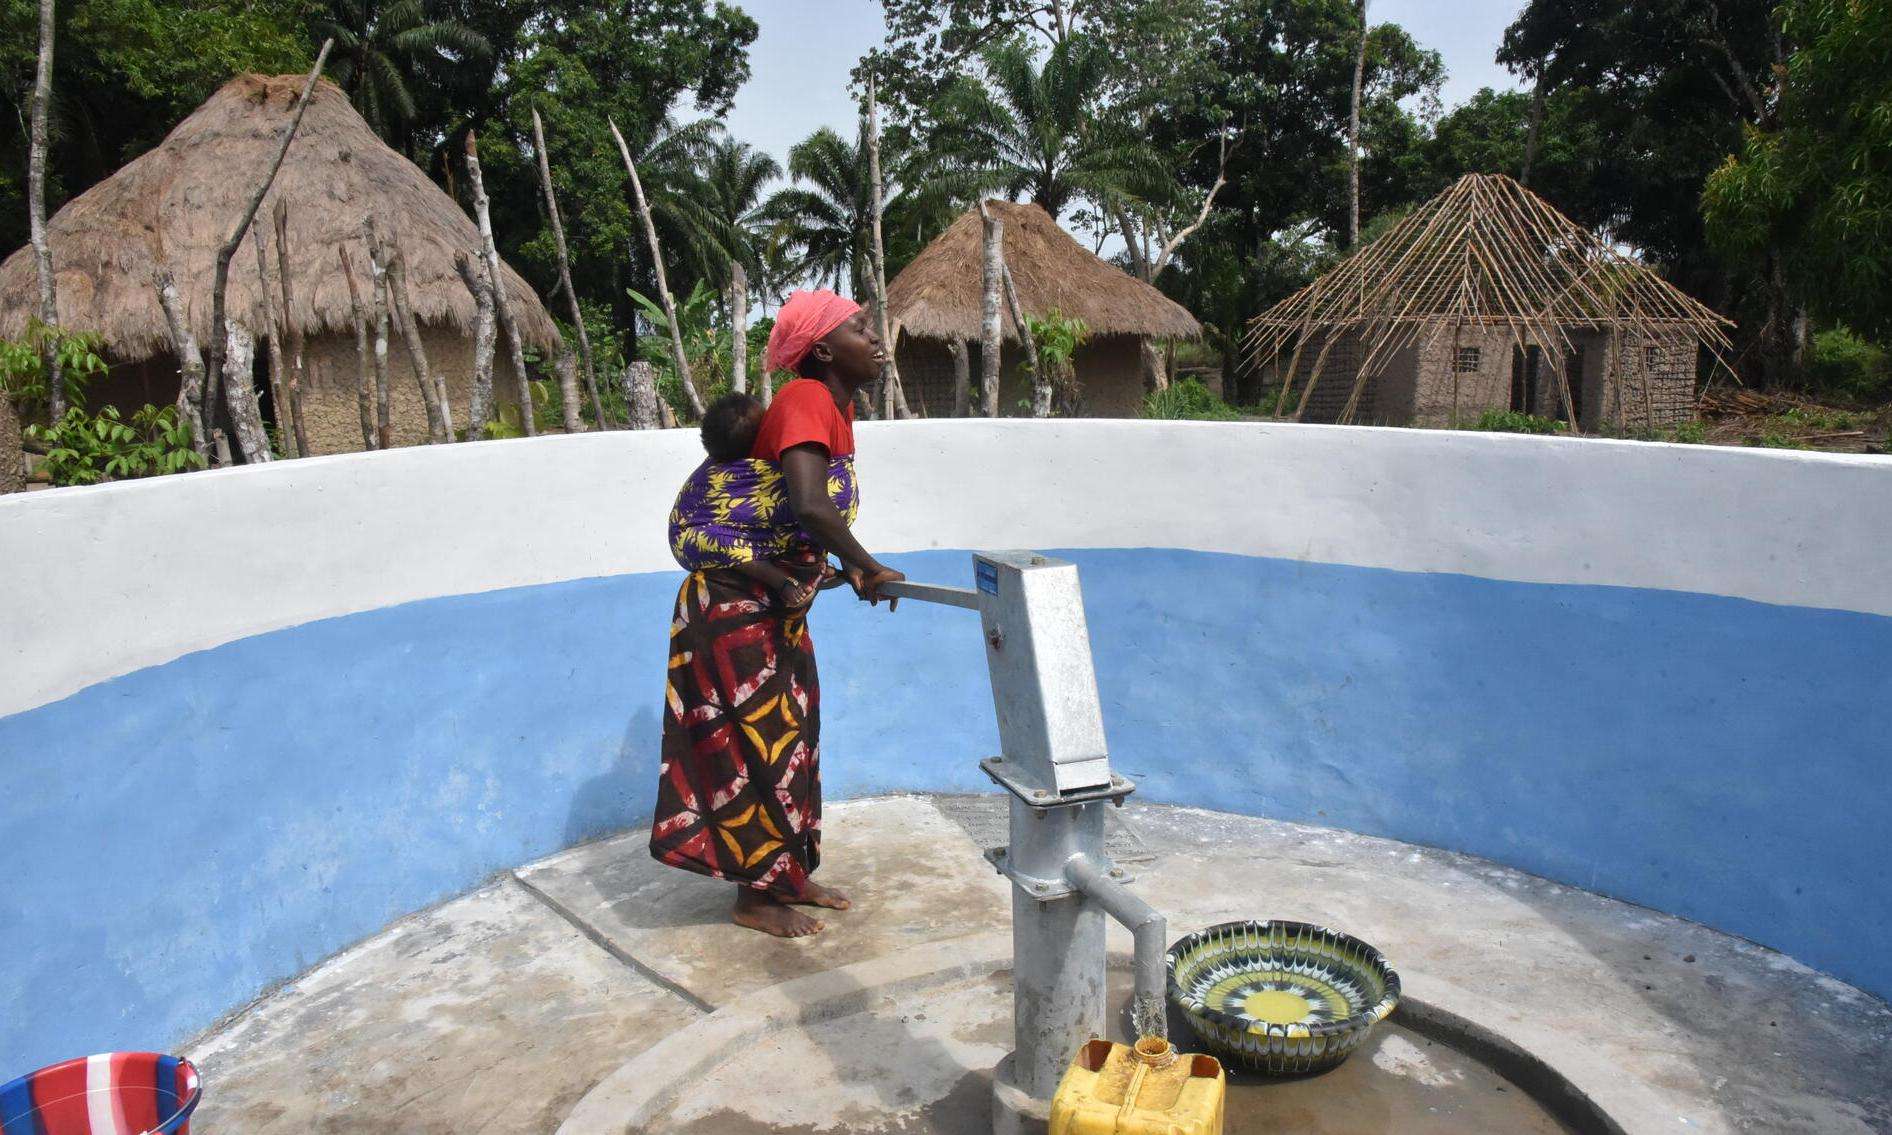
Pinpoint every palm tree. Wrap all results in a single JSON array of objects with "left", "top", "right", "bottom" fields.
[
  {"left": 697, "top": 137, "right": 781, "bottom": 276},
  {"left": 757, "top": 122, "right": 966, "bottom": 299},
  {"left": 608, "top": 116, "right": 732, "bottom": 290},
  {"left": 949, "top": 36, "right": 1156, "bottom": 220},
  {"left": 314, "top": 0, "right": 492, "bottom": 141},
  {"left": 755, "top": 125, "right": 874, "bottom": 298}
]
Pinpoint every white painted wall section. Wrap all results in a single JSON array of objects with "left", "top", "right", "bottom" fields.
[{"left": 2, "top": 420, "right": 1888, "bottom": 717}]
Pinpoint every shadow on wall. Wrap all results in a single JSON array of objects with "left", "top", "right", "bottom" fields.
[{"left": 566, "top": 707, "right": 662, "bottom": 849}]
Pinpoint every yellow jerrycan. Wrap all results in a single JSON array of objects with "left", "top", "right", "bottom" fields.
[{"left": 1050, "top": 1035, "right": 1227, "bottom": 1135}]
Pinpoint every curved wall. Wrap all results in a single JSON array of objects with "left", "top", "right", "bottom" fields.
[{"left": 1, "top": 421, "right": 1888, "bottom": 1074}]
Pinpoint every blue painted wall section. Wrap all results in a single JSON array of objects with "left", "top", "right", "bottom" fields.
[{"left": 2, "top": 548, "right": 1888, "bottom": 1075}]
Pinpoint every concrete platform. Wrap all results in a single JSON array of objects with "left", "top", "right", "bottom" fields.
[{"left": 185, "top": 796, "right": 1892, "bottom": 1134}]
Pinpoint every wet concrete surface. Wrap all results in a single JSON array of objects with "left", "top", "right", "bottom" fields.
[
  {"left": 647, "top": 962, "right": 1571, "bottom": 1135},
  {"left": 184, "top": 795, "right": 1892, "bottom": 1134},
  {"left": 514, "top": 796, "right": 1013, "bottom": 1008}
]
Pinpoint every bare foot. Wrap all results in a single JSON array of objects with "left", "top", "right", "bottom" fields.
[
  {"left": 783, "top": 880, "right": 852, "bottom": 911},
  {"left": 732, "top": 888, "right": 822, "bottom": 938}
]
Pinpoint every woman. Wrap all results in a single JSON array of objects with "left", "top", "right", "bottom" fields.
[{"left": 649, "top": 290, "right": 906, "bottom": 938}]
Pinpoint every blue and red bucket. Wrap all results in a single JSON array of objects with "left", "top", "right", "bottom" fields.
[{"left": 0, "top": 1054, "right": 199, "bottom": 1135}]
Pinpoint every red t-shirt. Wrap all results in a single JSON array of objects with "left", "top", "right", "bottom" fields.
[{"left": 750, "top": 379, "right": 855, "bottom": 461}]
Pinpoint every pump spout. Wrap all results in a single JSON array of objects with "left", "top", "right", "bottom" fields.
[{"left": 1065, "top": 854, "right": 1168, "bottom": 1040}]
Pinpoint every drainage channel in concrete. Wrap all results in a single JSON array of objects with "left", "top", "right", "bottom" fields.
[{"left": 561, "top": 937, "right": 1600, "bottom": 1135}]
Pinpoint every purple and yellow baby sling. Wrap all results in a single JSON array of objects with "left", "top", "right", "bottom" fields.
[{"left": 668, "top": 455, "right": 859, "bottom": 571}]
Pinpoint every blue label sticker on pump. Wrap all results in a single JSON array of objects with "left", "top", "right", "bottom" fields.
[{"left": 976, "top": 561, "right": 1000, "bottom": 595}]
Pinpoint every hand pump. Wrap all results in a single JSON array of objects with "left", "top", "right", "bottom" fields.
[{"left": 882, "top": 552, "right": 1168, "bottom": 1133}]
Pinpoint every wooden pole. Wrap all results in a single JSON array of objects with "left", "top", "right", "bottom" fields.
[
  {"left": 1293, "top": 334, "right": 1344, "bottom": 420},
  {"left": 532, "top": 109, "right": 605, "bottom": 428},
  {"left": 465, "top": 130, "right": 536, "bottom": 437},
  {"left": 272, "top": 199, "right": 311, "bottom": 457},
  {"left": 553, "top": 346, "right": 583, "bottom": 432},
  {"left": 385, "top": 231, "right": 451, "bottom": 442},
  {"left": 1554, "top": 348, "right": 1582, "bottom": 434},
  {"left": 1274, "top": 329, "right": 1314, "bottom": 417},
  {"left": 979, "top": 203, "right": 1004, "bottom": 417},
  {"left": 730, "top": 261, "right": 749, "bottom": 395},
  {"left": 1001, "top": 264, "right": 1048, "bottom": 417},
  {"left": 27, "top": 0, "right": 62, "bottom": 421},
  {"left": 252, "top": 220, "right": 295, "bottom": 456},
  {"left": 455, "top": 253, "right": 497, "bottom": 440},
  {"left": 153, "top": 267, "right": 209, "bottom": 459},
  {"left": 204, "top": 39, "right": 331, "bottom": 445},
  {"left": 1449, "top": 322, "right": 1462, "bottom": 428},
  {"left": 949, "top": 338, "right": 971, "bottom": 418},
  {"left": 1637, "top": 333, "right": 1657, "bottom": 430},
  {"left": 1348, "top": 0, "right": 1368, "bottom": 248},
  {"left": 609, "top": 118, "right": 704, "bottom": 419},
  {"left": 220, "top": 323, "right": 273, "bottom": 462},
  {"left": 865, "top": 75, "right": 910, "bottom": 419},
  {"left": 363, "top": 223, "right": 393, "bottom": 448},
  {"left": 338, "top": 245, "right": 376, "bottom": 449},
  {"left": 1609, "top": 325, "right": 1625, "bottom": 432},
  {"left": 1521, "top": 67, "right": 1548, "bottom": 187},
  {"left": 624, "top": 360, "right": 661, "bottom": 429}
]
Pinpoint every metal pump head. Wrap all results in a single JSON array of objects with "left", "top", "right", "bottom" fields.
[{"left": 974, "top": 552, "right": 1113, "bottom": 795}]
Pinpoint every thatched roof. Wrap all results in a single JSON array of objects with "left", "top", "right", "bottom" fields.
[
  {"left": 0, "top": 74, "right": 559, "bottom": 359},
  {"left": 1246, "top": 173, "right": 1733, "bottom": 381},
  {"left": 887, "top": 200, "right": 1201, "bottom": 343}
]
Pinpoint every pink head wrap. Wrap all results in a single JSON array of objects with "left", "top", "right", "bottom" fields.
[{"left": 765, "top": 290, "right": 862, "bottom": 375}]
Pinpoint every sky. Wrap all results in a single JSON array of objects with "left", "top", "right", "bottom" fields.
[{"left": 719, "top": 0, "right": 1530, "bottom": 173}]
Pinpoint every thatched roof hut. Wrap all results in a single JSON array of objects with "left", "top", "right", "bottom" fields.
[
  {"left": 886, "top": 201, "right": 1199, "bottom": 417},
  {"left": 0, "top": 74, "right": 560, "bottom": 453},
  {"left": 1247, "top": 173, "right": 1734, "bottom": 431},
  {"left": 889, "top": 200, "right": 1200, "bottom": 343}
]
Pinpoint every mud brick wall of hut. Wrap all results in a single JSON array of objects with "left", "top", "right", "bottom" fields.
[
  {"left": 1571, "top": 329, "right": 1699, "bottom": 431},
  {"left": 897, "top": 333, "right": 1149, "bottom": 418},
  {"left": 91, "top": 328, "right": 520, "bottom": 454}
]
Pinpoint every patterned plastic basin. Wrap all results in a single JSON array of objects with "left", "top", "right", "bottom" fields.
[
  {"left": 1167, "top": 920, "right": 1401, "bottom": 1075},
  {"left": 0, "top": 1053, "right": 200, "bottom": 1135}
]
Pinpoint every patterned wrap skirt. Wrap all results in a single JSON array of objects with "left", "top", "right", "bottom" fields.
[{"left": 649, "top": 552, "right": 829, "bottom": 892}]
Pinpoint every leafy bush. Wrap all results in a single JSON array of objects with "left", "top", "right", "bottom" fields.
[
  {"left": 1142, "top": 377, "right": 1240, "bottom": 421},
  {"left": 1024, "top": 310, "right": 1089, "bottom": 415},
  {"left": 1468, "top": 409, "right": 1563, "bottom": 435},
  {"left": 629, "top": 282, "right": 770, "bottom": 422},
  {"left": 26, "top": 404, "right": 205, "bottom": 486},
  {"left": 0, "top": 322, "right": 107, "bottom": 417},
  {"left": 1669, "top": 420, "right": 1708, "bottom": 444},
  {"left": 1805, "top": 327, "right": 1890, "bottom": 404}
]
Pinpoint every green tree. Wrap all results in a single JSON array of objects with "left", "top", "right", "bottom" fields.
[
  {"left": 1137, "top": 0, "right": 1440, "bottom": 397},
  {"left": 0, "top": 0, "right": 310, "bottom": 250},
  {"left": 943, "top": 35, "right": 1151, "bottom": 220},
  {"left": 1703, "top": 0, "right": 1892, "bottom": 348},
  {"left": 755, "top": 121, "right": 964, "bottom": 300},
  {"left": 1419, "top": 87, "right": 1611, "bottom": 211},
  {"left": 1499, "top": 0, "right": 1789, "bottom": 380},
  {"left": 478, "top": 2, "right": 755, "bottom": 348},
  {"left": 697, "top": 135, "right": 781, "bottom": 280},
  {"left": 313, "top": 0, "right": 493, "bottom": 145},
  {"left": 756, "top": 126, "right": 875, "bottom": 299}
]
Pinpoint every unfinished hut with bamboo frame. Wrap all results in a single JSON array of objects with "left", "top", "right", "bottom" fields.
[
  {"left": 1248, "top": 173, "right": 1735, "bottom": 432},
  {"left": 886, "top": 200, "right": 1201, "bottom": 417},
  {"left": 0, "top": 74, "right": 561, "bottom": 454}
]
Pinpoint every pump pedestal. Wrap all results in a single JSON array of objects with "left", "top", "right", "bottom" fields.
[{"left": 881, "top": 553, "right": 1170, "bottom": 1126}]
